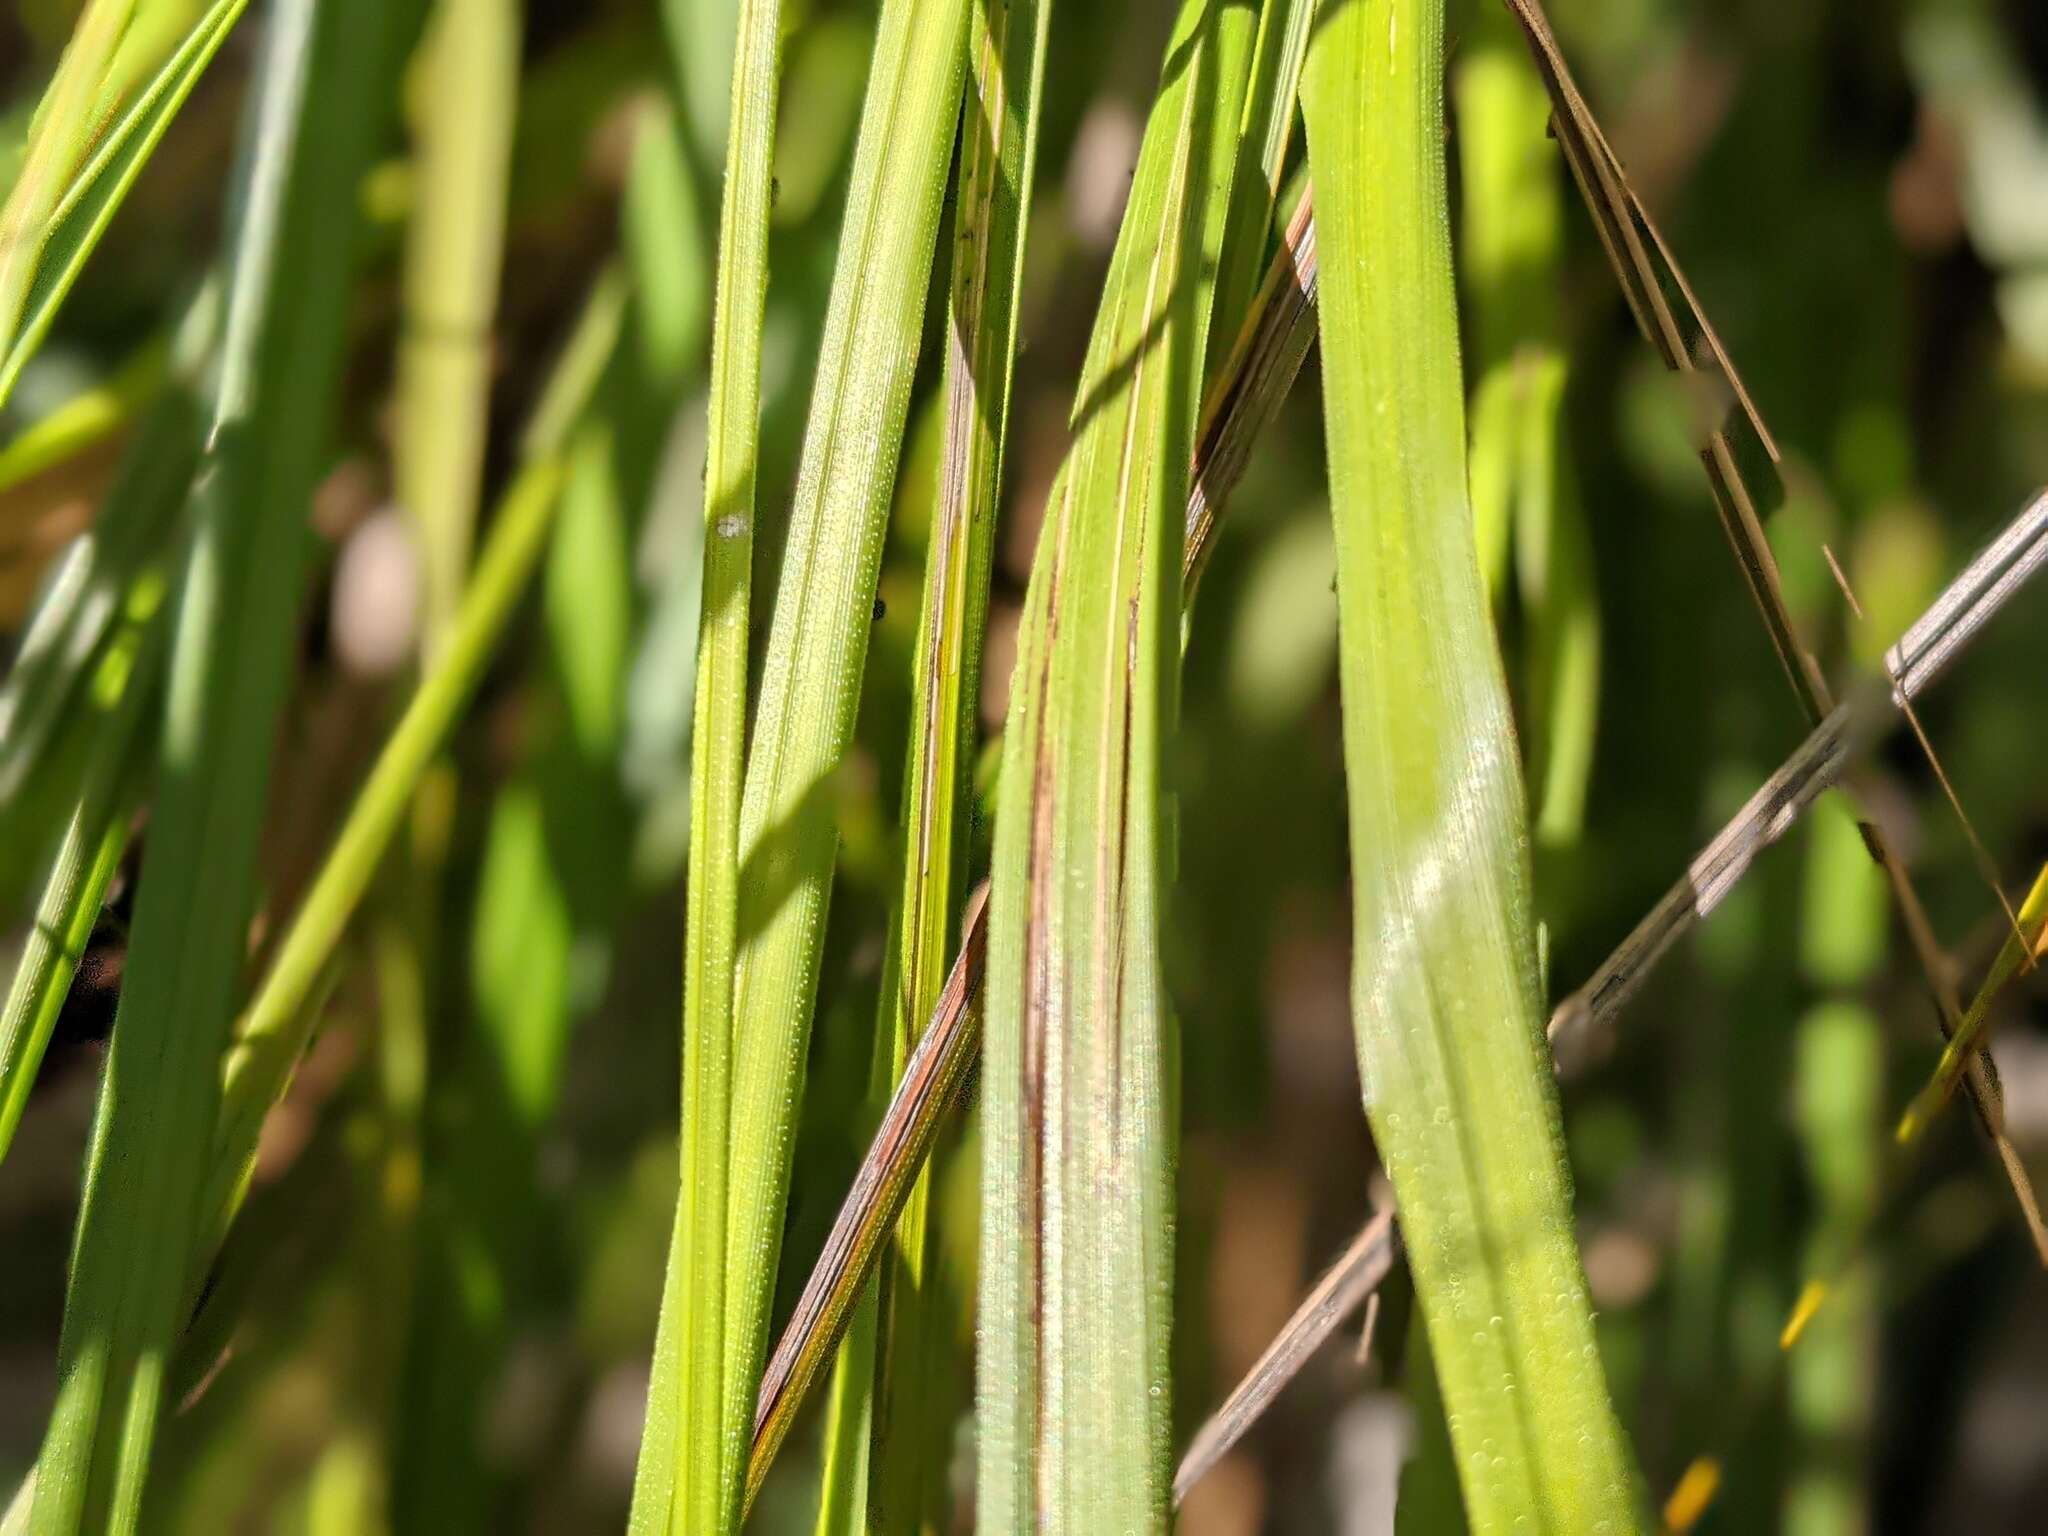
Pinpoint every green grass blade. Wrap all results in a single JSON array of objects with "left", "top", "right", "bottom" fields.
[
  {"left": 759, "top": 484, "right": 2048, "bottom": 1521},
  {"left": 197, "top": 273, "right": 622, "bottom": 1245},
  {"left": 748, "top": 165, "right": 1319, "bottom": 1499},
  {"left": 0, "top": 1, "right": 249, "bottom": 411},
  {"left": 1456, "top": 9, "right": 1597, "bottom": 844},
  {"left": 0, "top": 605, "right": 160, "bottom": 1168},
  {"left": 0, "top": 0, "right": 142, "bottom": 370},
  {"left": 711, "top": 0, "right": 970, "bottom": 1518},
  {"left": 0, "top": 290, "right": 211, "bottom": 818},
  {"left": 394, "top": 0, "right": 520, "bottom": 652},
  {"left": 749, "top": 886, "right": 988, "bottom": 1506},
  {"left": 1184, "top": 185, "right": 1315, "bottom": 603},
  {"left": 1898, "top": 861, "right": 2048, "bottom": 1145},
  {"left": 203, "top": 451, "right": 581, "bottom": 1264},
  {"left": 627, "top": 0, "right": 781, "bottom": 1530},
  {"left": 812, "top": 1300, "right": 879, "bottom": 1531},
  {"left": 25, "top": 4, "right": 395, "bottom": 1525},
  {"left": 841, "top": 0, "right": 1052, "bottom": 1529},
  {"left": 1205, "top": 0, "right": 1310, "bottom": 381},
  {"left": 0, "top": 335, "right": 166, "bottom": 495},
  {"left": 978, "top": 0, "right": 1251, "bottom": 1525},
  {"left": 1300, "top": 2, "right": 1639, "bottom": 1530}
]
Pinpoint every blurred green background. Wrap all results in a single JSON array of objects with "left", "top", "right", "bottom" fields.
[{"left": 3, "top": 0, "right": 2048, "bottom": 1531}]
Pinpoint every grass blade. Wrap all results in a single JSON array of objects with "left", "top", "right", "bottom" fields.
[
  {"left": 1301, "top": 1, "right": 1640, "bottom": 1528},
  {"left": 0, "top": 1, "right": 249, "bottom": 411},
  {"left": 707, "top": 0, "right": 970, "bottom": 1518},
  {"left": 394, "top": 0, "right": 520, "bottom": 652},
  {"left": 143, "top": 283, "right": 619, "bottom": 1441},
  {"left": 1897, "top": 862, "right": 2048, "bottom": 1145},
  {"left": 978, "top": 0, "right": 1252, "bottom": 1524},
  {"left": 0, "top": 289, "right": 211, "bottom": 824},
  {"left": 627, "top": 0, "right": 780, "bottom": 1525},
  {"left": 749, "top": 884, "right": 988, "bottom": 1508},
  {"left": 1184, "top": 185, "right": 1315, "bottom": 602},
  {"left": 26, "top": 1, "right": 395, "bottom": 1528},
  {"left": 845, "top": 0, "right": 1053, "bottom": 1528},
  {"left": 766, "top": 481, "right": 2048, "bottom": 1518},
  {"left": 0, "top": 606, "right": 159, "bottom": 1168},
  {"left": 0, "top": 335, "right": 165, "bottom": 496},
  {"left": 1204, "top": 0, "right": 1312, "bottom": 379},
  {"left": 750, "top": 165, "right": 1319, "bottom": 1492},
  {"left": 1457, "top": 7, "right": 1596, "bottom": 842},
  {"left": 201, "top": 269, "right": 627, "bottom": 1272},
  {"left": 1178, "top": 485, "right": 2048, "bottom": 1504}
]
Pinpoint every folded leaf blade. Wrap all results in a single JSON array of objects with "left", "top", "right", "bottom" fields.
[{"left": 978, "top": 1, "right": 1251, "bottom": 1526}]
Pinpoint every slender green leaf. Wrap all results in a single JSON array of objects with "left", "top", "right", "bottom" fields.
[
  {"left": 376, "top": 6, "right": 524, "bottom": 1518},
  {"left": 811, "top": 1292, "right": 878, "bottom": 1535},
  {"left": 1301, "top": 2, "right": 1639, "bottom": 1529},
  {"left": 1785, "top": 791, "right": 1887, "bottom": 1536},
  {"left": 0, "top": 0, "right": 142, "bottom": 368},
  {"left": 0, "top": 0, "right": 249, "bottom": 411},
  {"left": 1183, "top": 184, "right": 1315, "bottom": 604},
  {"left": 1898, "top": 861, "right": 2048, "bottom": 1145},
  {"left": 0, "top": 595, "right": 159, "bottom": 1168},
  {"left": 749, "top": 167, "right": 1322, "bottom": 1497},
  {"left": 1205, "top": 0, "right": 1311, "bottom": 380},
  {"left": 711, "top": 0, "right": 970, "bottom": 1521},
  {"left": 818, "top": 0, "right": 1053, "bottom": 1529},
  {"left": 394, "top": 0, "right": 520, "bottom": 652},
  {"left": 0, "top": 336, "right": 165, "bottom": 495},
  {"left": 1456, "top": 10, "right": 1596, "bottom": 843},
  {"left": 28, "top": 2, "right": 394, "bottom": 1529},
  {"left": 978, "top": 0, "right": 1252, "bottom": 1525},
  {"left": 762, "top": 486, "right": 2048, "bottom": 1522},
  {"left": 628, "top": 0, "right": 781, "bottom": 1529},
  {"left": 203, "top": 450, "right": 574, "bottom": 1265},
  {"left": 0, "top": 288, "right": 212, "bottom": 821}
]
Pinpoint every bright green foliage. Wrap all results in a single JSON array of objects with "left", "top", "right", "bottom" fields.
[
  {"left": 629, "top": 0, "right": 781, "bottom": 1528},
  {"left": 0, "top": 606, "right": 156, "bottom": 1167},
  {"left": 1301, "top": 1, "right": 1639, "bottom": 1530},
  {"left": 1205, "top": 0, "right": 1310, "bottom": 379},
  {"left": 977, "top": 0, "right": 1252, "bottom": 1526},
  {"left": 0, "top": 0, "right": 248, "bottom": 409},
  {"left": 0, "top": 294, "right": 211, "bottom": 895},
  {"left": 829, "top": 0, "right": 1052, "bottom": 1529},
  {"left": 635, "top": 0, "right": 973, "bottom": 1525},
  {"left": 711, "top": 0, "right": 971, "bottom": 1522},
  {"left": 28, "top": 2, "right": 395, "bottom": 1529}
]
